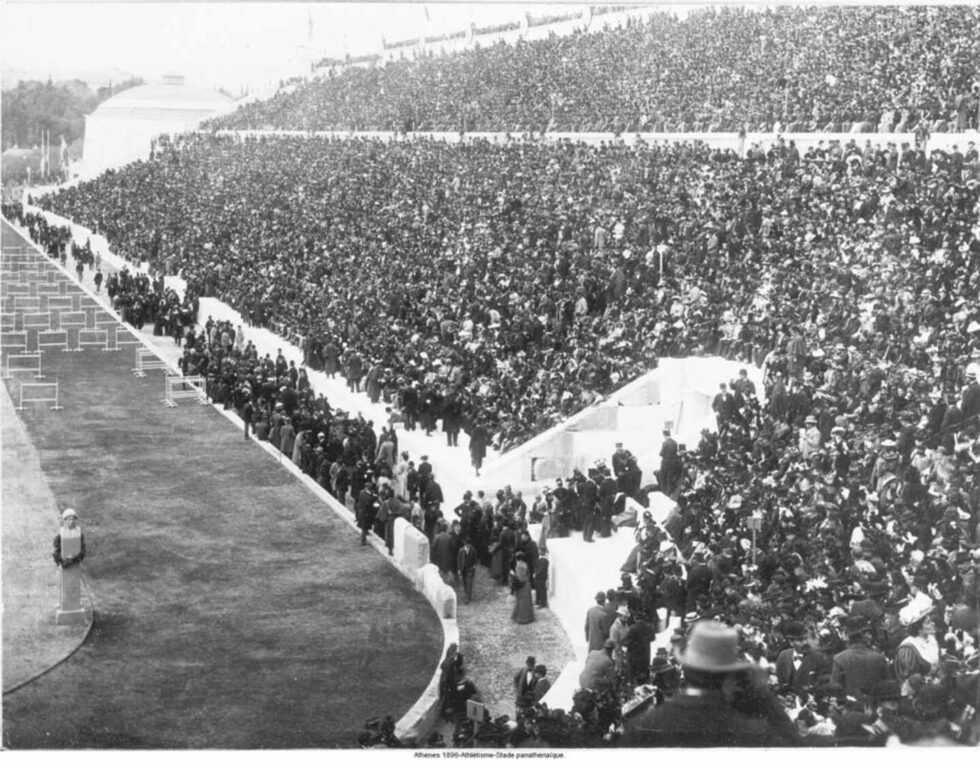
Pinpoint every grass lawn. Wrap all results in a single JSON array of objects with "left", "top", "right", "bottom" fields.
[{"left": 2, "top": 343, "right": 443, "bottom": 749}]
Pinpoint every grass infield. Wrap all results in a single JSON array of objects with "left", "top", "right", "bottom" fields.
[{"left": 1, "top": 343, "right": 443, "bottom": 749}]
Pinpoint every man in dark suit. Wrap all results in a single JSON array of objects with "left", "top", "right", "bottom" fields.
[
  {"left": 585, "top": 592, "right": 608, "bottom": 651},
  {"left": 514, "top": 656, "right": 537, "bottom": 711},
  {"left": 456, "top": 538, "right": 478, "bottom": 604},
  {"left": 659, "top": 429, "right": 680, "bottom": 496},
  {"left": 775, "top": 620, "right": 829, "bottom": 692},
  {"left": 830, "top": 615, "right": 890, "bottom": 703},
  {"left": 623, "top": 621, "right": 798, "bottom": 747},
  {"left": 430, "top": 520, "right": 456, "bottom": 584},
  {"left": 579, "top": 640, "right": 617, "bottom": 694},
  {"left": 533, "top": 548, "right": 549, "bottom": 608},
  {"left": 356, "top": 482, "right": 380, "bottom": 546},
  {"left": 578, "top": 470, "right": 599, "bottom": 542},
  {"left": 531, "top": 665, "right": 551, "bottom": 702},
  {"left": 597, "top": 466, "right": 618, "bottom": 538}
]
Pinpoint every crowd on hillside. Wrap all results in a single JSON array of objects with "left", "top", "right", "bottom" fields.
[
  {"left": 37, "top": 131, "right": 980, "bottom": 452},
  {"left": 209, "top": 5, "right": 980, "bottom": 134}
]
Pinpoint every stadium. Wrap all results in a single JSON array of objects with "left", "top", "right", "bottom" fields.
[{"left": 2, "top": 1, "right": 980, "bottom": 752}]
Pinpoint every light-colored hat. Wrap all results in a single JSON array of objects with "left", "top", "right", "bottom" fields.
[
  {"left": 677, "top": 621, "right": 751, "bottom": 673},
  {"left": 62, "top": 508, "right": 78, "bottom": 520},
  {"left": 616, "top": 605, "right": 630, "bottom": 617}
]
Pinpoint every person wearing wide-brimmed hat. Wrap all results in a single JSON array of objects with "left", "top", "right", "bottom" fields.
[
  {"left": 830, "top": 615, "right": 890, "bottom": 703},
  {"left": 893, "top": 602, "right": 941, "bottom": 695},
  {"left": 622, "top": 621, "right": 798, "bottom": 747}
]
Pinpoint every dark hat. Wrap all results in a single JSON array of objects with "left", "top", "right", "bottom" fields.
[
  {"left": 844, "top": 615, "right": 870, "bottom": 637},
  {"left": 782, "top": 620, "right": 807, "bottom": 639},
  {"left": 603, "top": 639, "right": 617, "bottom": 650}
]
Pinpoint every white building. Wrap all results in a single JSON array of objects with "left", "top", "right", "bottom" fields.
[{"left": 81, "top": 74, "right": 236, "bottom": 176}]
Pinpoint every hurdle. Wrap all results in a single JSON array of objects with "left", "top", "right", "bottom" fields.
[
  {"left": 58, "top": 310, "right": 86, "bottom": 328},
  {"left": 132, "top": 347, "right": 169, "bottom": 377},
  {"left": 36, "top": 282, "right": 61, "bottom": 296},
  {"left": 38, "top": 329, "right": 71, "bottom": 352},
  {"left": 163, "top": 374, "right": 207, "bottom": 407},
  {"left": 0, "top": 313, "right": 20, "bottom": 332},
  {"left": 14, "top": 380, "right": 63, "bottom": 411},
  {"left": 4, "top": 352, "right": 43, "bottom": 379},
  {"left": 23, "top": 311, "right": 52, "bottom": 331},
  {"left": 13, "top": 296, "right": 40, "bottom": 312},
  {"left": 75, "top": 329, "right": 110, "bottom": 352},
  {"left": 111, "top": 325, "right": 141, "bottom": 351},
  {"left": 1, "top": 331, "right": 28, "bottom": 353},
  {"left": 45, "top": 296, "right": 74, "bottom": 312}
]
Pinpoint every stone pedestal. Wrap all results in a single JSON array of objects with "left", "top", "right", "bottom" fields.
[{"left": 56, "top": 535, "right": 86, "bottom": 625}]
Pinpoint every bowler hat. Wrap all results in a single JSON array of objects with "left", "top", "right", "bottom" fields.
[
  {"left": 782, "top": 620, "right": 807, "bottom": 639},
  {"left": 844, "top": 615, "right": 870, "bottom": 636},
  {"left": 676, "top": 621, "right": 750, "bottom": 673}
]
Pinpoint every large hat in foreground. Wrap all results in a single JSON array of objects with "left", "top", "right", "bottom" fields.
[{"left": 676, "top": 620, "right": 751, "bottom": 673}]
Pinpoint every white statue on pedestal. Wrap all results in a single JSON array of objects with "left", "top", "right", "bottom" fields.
[{"left": 53, "top": 508, "right": 87, "bottom": 624}]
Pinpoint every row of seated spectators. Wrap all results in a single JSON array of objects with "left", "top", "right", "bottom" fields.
[
  {"left": 36, "top": 131, "right": 980, "bottom": 453},
  {"left": 208, "top": 5, "right": 980, "bottom": 134}
]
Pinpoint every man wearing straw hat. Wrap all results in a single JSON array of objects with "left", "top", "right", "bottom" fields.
[{"left": 623, "top": 620, "right": 794, "bottom": 746}]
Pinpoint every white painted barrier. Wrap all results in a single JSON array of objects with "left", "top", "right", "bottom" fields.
[
  {"left": 46, "top": 297, "right": 74, "bottom": 311},
  {"left": 13, "top": 296, "right": 40, "bottom": 311},
  {"left": 163, "top": 374, "right": 207, "bottom": 407},
  {"left": 15, "top": 380, "right": 63, "bottom": 411},
  {"left": 23, "top": 311, "right": 52, "bottom": 330},
  {"left": 401, "top": 523, "right": 430, "bottom": 575},
  {"left": 132, "top": 346, "right": 169, "bottom": 377},
  {"left": 37, "top": 330, "right": 70, "bottom": 352},
  {"left": 1, "top": 331, "right": 27, "bottom": 352},
  {"left": 58, "top": 311, "right": 85, "bottom": 328},
  {"left": 75, "top": 329, "right": 110, "bottom": 352},
  {"left": 4, "top": 352, "right": 43, "bottom": 379}
]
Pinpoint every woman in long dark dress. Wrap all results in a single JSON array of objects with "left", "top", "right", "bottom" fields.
[
  {"left": 489, "top": 522, "right": 506, "bottom": 582},
  {"left": 511, "top": 552, "right": 535, "bottom": 624}
]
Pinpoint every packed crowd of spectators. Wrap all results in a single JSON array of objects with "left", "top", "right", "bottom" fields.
[
  {"left": 24, "top": 58, "right": 980, "bottom": 742},
  {"left": 445, "top": 350, "right": 980, "bottom": 745},
  {"left": 209, "top": 5, "right": 980, "bottom": 134},
  {"left": 37, "top": 130, "right": 980, "bottom": 452}
]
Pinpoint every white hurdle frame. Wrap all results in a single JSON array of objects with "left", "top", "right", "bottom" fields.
[
  {"left": 163, "top": 374, "right": 207, "bottom": 407},
  {"left": 4, "top": 352, "right": 43, "bottom": 379},
  {"left": 16, "top": 380, "right": 63, "bottom": 411},
  {"left": 112, "top": 325, "right": 142, "bottom": 351},
  {"left": 132, "top": 346, "right": 169, "bottom": 377},
  {"left": 37, "top": 330, "right": 70, "bottom": 352},
  {"left": 75, "top": 329, "right": 110, "bottom": 352},
  {"left": 1, "top": 331, "right": 28, "bottom": 352}
]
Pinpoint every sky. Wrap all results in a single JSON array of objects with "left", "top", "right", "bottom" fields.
[{"left": 0, "top": 1, "right": 591, "bottom": 93}]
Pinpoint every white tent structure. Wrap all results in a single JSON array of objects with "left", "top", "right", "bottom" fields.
[{"left": 81, "top": 74, "right": 236, "bottom": 176}]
